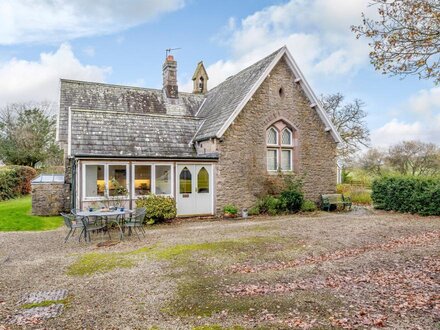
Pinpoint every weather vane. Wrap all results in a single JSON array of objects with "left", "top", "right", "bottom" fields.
[{"left": 165, "top": 47, "right": 181, "bottom": 57}]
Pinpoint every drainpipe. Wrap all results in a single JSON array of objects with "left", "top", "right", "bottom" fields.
[{"left": 70, "top": 157, "right": 76, "bottom": 210}]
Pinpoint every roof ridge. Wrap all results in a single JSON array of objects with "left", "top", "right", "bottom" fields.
[
  {"left": 60, "top": 79, "right": 204, "bottom": 97},
  {"left": 70, "top": 108, "right": 203, "bottom": 120}
]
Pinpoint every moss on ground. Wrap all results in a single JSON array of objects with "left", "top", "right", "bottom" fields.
[
  {"left": 149, "top": 236, "right": 278, "bottom": 261},
  {"left": 155, "top": 234, "right": 341, "bottom": 328},
  {"left": 21, "top": 296, "right": 71, "bottom": 309},
  {"left": 166, "top": 268, "right": 340, "bottom": 318},
  {"left": 67, "top": 252, "right": 136, "bottom": 276}
]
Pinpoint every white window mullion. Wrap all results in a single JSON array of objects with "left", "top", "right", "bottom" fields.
[
  {"left": 152, "top": 165, "right": 156, "bottom": 195},
  {"left": 104, "top": 164, "right": 109, "bottom": 198}
]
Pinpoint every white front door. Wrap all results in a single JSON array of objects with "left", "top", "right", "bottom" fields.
[{"left": 176, "top": 164, "right": 213, "bottom": 216}]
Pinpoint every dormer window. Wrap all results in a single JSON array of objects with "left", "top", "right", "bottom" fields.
[{"left": 266, "top": 122, "right": 296, "bottom": 172}]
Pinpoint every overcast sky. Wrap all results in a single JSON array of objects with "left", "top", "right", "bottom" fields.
[{"left": 0, "top": 0, "right": 438, "bottom": 148}]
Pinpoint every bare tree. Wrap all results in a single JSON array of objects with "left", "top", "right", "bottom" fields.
[
  {"left": 387, "top": 140, "right": 440, "bottom": 176},
  {"left": 321, "top": 93, "right": 370, "bottom": 160},
  {"left": 352, "top": 0, "right": 440, "bottom": 84},
  {"left": 359, "top": 148, "right": 386, "bottom": 175}
]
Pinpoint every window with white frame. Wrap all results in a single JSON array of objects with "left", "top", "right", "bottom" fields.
[
  {"left": 155, "top": 165, "right": 172, "bottom": 195},
  {"left": 134, "top": 165, "right": 152, "bottom": 196},
  {"left": 84, "top": 164, "right": 105, "bottom": 197},
  {"left": 83, "top": 163, "right": 129, "bottom": 199},
  {"left": 266, "top": 123, "right": 295, "bottom": 172},
  {"left": 132, "top": 163, "right": 173, "bottom": 197}
]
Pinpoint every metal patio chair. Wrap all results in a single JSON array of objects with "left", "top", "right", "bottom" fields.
[
  {"left": 61, "top": 213, "right": 85, "bottom": 243},
  {"left": 123, "top": 208, "right": 146, "bottom": 240},
  {"left": 80, "top": 216, "right": 110, "bottom": 243}
]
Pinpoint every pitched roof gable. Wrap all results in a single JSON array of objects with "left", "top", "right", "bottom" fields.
[
  {"left": 58, "top": 79, "right": 204, "bottom": 143},
  {"left": 193, "top": 46, "right": 342, "bottom": 144},
  {"left": 193, "top": 48, "right": 282, "bottom": 141}
]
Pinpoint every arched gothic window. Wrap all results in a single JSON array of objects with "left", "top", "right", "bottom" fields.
[{"left": 266, "top": 123, "right": 295, "bottom": 172}]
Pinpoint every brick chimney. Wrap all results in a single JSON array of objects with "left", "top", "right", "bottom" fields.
[{"left": 163, "top": 55, "right": 178, "bottom": 98}]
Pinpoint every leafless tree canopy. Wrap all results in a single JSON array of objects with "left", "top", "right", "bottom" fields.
[
  {"left": 352, "top": 0, "right": 440, "bottom": 84},
  {"left": 321, "top": 93, "right": 370, "bottom": 160},
  {"left": 387, "top": 140, "right": 440, "bottom": 176},
  {"left": 359, "top": 148, "right": 386, "bottom": 175}
]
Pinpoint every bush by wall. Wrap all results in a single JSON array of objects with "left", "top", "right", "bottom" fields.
[
  {"left": 301, "top": 199, "right": 317, "bottom": 212},
  {"left": 0, "top": 166, "right": 37, "bottom": 201},
  {"left": 371, "top": 176, "right": 440, "bottom": 216},
  {"left": 136, "top": 194, "right": 177, "bottom": 224},
  {"left": 251, "top": 176, "right": 305, "bottom": 215}
]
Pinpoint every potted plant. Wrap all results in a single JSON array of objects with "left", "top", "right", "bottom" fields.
[{"left": 223, "top": 204, "right": 238, "bottom": 218}]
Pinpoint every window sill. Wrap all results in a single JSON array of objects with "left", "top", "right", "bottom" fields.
[{"left": 267, "top": 170, "right": 293, "bottom": 175}]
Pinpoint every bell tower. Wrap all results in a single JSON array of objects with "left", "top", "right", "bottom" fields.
[{"left": 192, "top": 61, "right": 209, "bottom": 94}]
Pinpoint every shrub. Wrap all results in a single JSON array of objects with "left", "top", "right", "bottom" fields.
[
  {"left": 136, "top": 194, "right": 177, "bottom": 224},
  {"left": 223, "top": 204, "right": 238, "bottom": 215},
  {"left": 256, "top": 195, "right": 283, "bottom": 215},
  {"left": 0, "top": 168, "right": 20, "bottom": 201},
  {"left": 14, "top": 166, "right": 37, "bottom": 195},
  {"left": 280, "top": 189, "right": 304, "bottom": 213},
  {"left": 248, "top": 205, "right": 260, "bottom": 216},
  {"left": 301, "top": 199, "right": 317, "bottom": 212},
  {"left": 279, "top": 178, "right": 304, "bottom": 213},
  {"left": 0, "top": 166, "right": 36, "bottom": 201},
  {"left": 371, "top": 176, "right": 440, "bottom": 216}
]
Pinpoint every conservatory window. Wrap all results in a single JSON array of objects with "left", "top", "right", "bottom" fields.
[
  {"left": 134, "top": 165, "right": 152, "bottom": 196},
  {"left": 155, "top": 165, "right": 172, "bottom": 195},
  {"left": 84, "top": 164, "right": 105, "bottom": 198}
]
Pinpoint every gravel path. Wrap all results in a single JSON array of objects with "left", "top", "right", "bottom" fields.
[{"left": 0, "top": 209, "right": 439, "bottom": 329}]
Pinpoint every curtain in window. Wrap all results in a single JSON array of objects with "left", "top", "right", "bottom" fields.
[
  {"left": 267, "top": 149, "right": 278, "bottom": 171},
  {"left": 281, "top": 150, "right": 292, "bottom": 171}
]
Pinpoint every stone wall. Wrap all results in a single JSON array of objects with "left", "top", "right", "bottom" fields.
[
  {"left": 215, "top": 57, "right": 337, "bottom": 213},
  {"left": 32, "top": 183, "right": 70, "bottom": 216}
]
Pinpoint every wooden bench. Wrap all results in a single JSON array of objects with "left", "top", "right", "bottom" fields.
[{"left": 321, "top": 194, "right": 352, "bottom": 211}]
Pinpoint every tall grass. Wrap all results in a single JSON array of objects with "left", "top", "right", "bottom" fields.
[{"left": 337, "top": 184, "right": 372, "bottom": 205}]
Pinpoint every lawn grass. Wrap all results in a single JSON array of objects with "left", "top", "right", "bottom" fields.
[{"left": 0, "top": 196, "right": 62, "bottom": 231}]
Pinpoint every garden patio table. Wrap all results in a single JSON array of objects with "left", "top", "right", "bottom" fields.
[{"left": 76, "top": 209, "right": 133, "bottom": 240}]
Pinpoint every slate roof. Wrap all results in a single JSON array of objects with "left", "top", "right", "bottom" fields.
[
  {"left": 193, "top": 48, "right": 283, "bottom": 141},
  {"left": 58, "top": 80, "right": 204, "bottom": 143},
  {"left": 70, "top": 109, "right": 215, "bottom": 158},
  {"left": 61, "top": 46, "right": 340, "bottom": 159}
]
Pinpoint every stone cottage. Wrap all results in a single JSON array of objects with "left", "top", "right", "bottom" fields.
[{"left": 49, "top": 46, "right": 341, "bottom": 216}]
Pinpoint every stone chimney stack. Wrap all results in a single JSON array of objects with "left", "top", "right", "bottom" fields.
[{"left": 163, "top": 55, "right": 178, "bottom": 98}]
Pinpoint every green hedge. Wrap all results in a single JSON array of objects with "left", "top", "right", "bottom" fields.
[
  {"left": 0, "top": 166, "right": 37, "bottom": 201},
  {"left": 371, "top": 176, "right": 440, "bottom": 216}
]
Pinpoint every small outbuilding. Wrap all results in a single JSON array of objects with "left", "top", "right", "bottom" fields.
[{"left": 31, "top": 174, "right": 70, "bottom": 216}]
